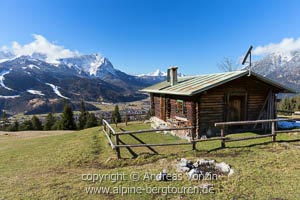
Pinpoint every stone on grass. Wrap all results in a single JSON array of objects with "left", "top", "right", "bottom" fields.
[
  {"left": 187, "top": 168, "right": 202, "bottom": 180},
  {"left": 186, "top": 160, "right": 194, "bottom": 169},
  {"left": 215, "top": 162, "right": 231, "bottom": 173},
  {"left": 177, "top": 158, "right": 194, "bottom": 172},
  {"left": 156, "top": 169, "right": 171, "bottom": 181},
  {"left": 178, "top": 158, "right": 188, "bottom": 167},
  {"left": 177, "top": 158, "right": 234, "bottom": 180},
  {"left": 280, "top": 142, "right": 290, "bottom": 149},
  {"left": 177, "top": 166, "right": 190, "bottom": 173},
  {"left": 199, "top": 183, "right": 214, "bottom": 189},
  {"left": 197, "top": 159, "right": 215, "bottom": 165},
  {"left": 228, "top": 168, "right": 234, "bottom": 176},
  {"left": 193, "top": 161, "right": 199, "bottom": 168}
]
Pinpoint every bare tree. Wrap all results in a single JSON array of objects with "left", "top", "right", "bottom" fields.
[{"left": 218, "top": 57, "right": 238, "bottom": 72}]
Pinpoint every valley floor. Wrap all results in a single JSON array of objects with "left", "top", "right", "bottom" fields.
[{"left": 0, "top": 122, "right": 299, "bottom": 199}]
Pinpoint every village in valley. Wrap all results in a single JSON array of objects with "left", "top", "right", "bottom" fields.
[{"left": 0, "top": 1, "right": 300, "bottom": 200}]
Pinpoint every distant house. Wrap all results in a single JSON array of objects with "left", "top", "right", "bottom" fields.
[{"left": 141, "top": 67, "right": 295, "bottom": 138}]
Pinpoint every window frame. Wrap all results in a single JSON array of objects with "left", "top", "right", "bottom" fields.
[{"left": 176, "top": 99, "right": 184, "bottom": 114}]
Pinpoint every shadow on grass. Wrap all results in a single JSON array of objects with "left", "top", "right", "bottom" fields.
[
  {"left": 94, "top": 139, "right": 300, "bottom": 169},
  {"left": 207, "top": 139, "right": 300, "bottom": 153}
]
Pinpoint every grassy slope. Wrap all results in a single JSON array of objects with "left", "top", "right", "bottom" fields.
[{"left": 0, "top": 122, "right": 300, "bottom": 199}]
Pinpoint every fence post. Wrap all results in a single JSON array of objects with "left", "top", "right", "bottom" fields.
[
  {"left": 271, "top": 121, "right": 276, "bottom": 142},
  {"left": 103, "top": 120, "right": 106, "bottom": 135},
  {"left": 221, "top": 126, "right": 226, "bottom": 148},
  {"left": 191, "top": 129, "right": 196, "bottom": 150},
  {"left": 109, "top": 128, "right": 112, "bottom": 138},
  {"left": 115, "top": 133, "right": 121, "bottom": 159}
]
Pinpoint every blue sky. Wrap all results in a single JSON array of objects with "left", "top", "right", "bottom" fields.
[{"left": 1, "top": 0, "right": 300, "bottom": 75}]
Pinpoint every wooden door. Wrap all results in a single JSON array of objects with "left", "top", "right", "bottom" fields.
[{"left": 228, "top": 95, "right": 245, "bottom": 122}]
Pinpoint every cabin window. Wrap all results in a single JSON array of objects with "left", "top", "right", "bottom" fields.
[{"left": 176, "top": 100, "right": 184, "bottom": 114}]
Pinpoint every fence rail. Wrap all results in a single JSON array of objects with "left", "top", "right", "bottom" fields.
[
  {"left": 115, "top": 142, "right": 192, "bottom": 148},
  {"left": 115, "top": 126, "right": 194, "bottom": 135},
  {"left": 215, "top": 119, "right": 285, "bottom": 126},
  {"left": 102, "top": 118, "right": 300, "bottom": 159},
  {"left": 276, "top": 129, "right": 300, "bottom": 133},
  {"left": 102, "top": 119, "right": 195, "bottom": 158},
  {"left": 215, "top": 118, "right": 282, "bottom": 147},
  {"left": 102, "top": 123, "right": 115, "bottom": 149}
]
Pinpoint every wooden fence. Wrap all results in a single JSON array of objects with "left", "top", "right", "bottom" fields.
[
  {"left": 103, "top": 113, "right": 148, "bottom": 126},
  {"left": 123, "top": 113, "right": 148, "bottom": 126},
  {"left": 215, "top": 119, "right": 292, "bottom": 148},
  {"left": 102, "top": 118, "right": 299, "bottom": 159},
  {"left": 102, "top": 119, "right": 196, "bottom": 158}
]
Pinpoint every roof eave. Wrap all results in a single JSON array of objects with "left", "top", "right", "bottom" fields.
[
  {"left": 250, "top": 71, "right": 297, "bottom": 94},
  {"left": 140, "top": 70, "right": 297, "bottom": 96},
  {"left": 139, "top": 89, "right": 191, "bottom": 96}
]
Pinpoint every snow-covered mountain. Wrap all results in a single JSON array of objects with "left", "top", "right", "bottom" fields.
[
  {"left": 58, "top": 54, "right": 118, "bottom": 77},
  {"left": 138, "top": 69, "right": 185, "bottom": 77},
  {"left": 0, "top": 51, "right": 14, "bottom": 63},
  {"left": 0, "top": 52, "right": 123, "bottom": 79},
  {"left": 0, "top": 49, "right": 183, "bottom": 81},
  {"left": 138, "top": 69, "right": 167, "bottom": 77},
  {"left": 0, "top": 52, "right": 168, "bottom": 114},
  {"left": 252, "top": 51, "right": 300, "bottom": 92},
  {"left": 0, "top": 50, "right": 167, "bottom": 83}
]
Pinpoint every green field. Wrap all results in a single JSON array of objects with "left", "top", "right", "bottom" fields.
[{"left": 0, "top": 122, "right": 300, "bottom": 199}]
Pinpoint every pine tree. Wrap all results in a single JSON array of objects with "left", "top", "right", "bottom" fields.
[
  {"left": 1, "top": 111, "right": 9, "bottom": 130},
  {"left": 9, "top": 120, "right": 19, "bottom": 131},
  {"left": 98, "top": 114, "right": 104, "bottom": 126},
  {"left": 53, "top": 118, "right": 61, "bottom": 130},
  {"left": 44, "top": 113, "right": 56, "bottom": 130},
  {"left": 277, "top": 95, "right": 300, "bottom": 115},
  {"left": 19, "top": 120, "right": 33, "bottom": 131},
  {"left": 60, "top": 103, "right": 76, "bottom": 130},
  {"left": 124, "top": 113, "right": 129, "bottom": 125},
  {"left": 295, "top": 96, "right": 300, "bottom": 111},
  {"left": 31, "top": 115, "right": 42, "bottom": 130},
  {"left": 112, "top": 105, "right": 121, "bottom": 124},
  {"left": 78, "top": 100, "right": 88, "bottom": 129},
  {"left": 84, "top": 113, "right": 98, "bottom": 128}
]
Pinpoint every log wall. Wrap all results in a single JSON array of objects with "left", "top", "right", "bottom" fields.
[
  {"left": 151, "top": 76, "right": 279, "bottom": 138},
  {"left": 152, "top": 94, "right": 193, "bottom": 123},
  {"left": 153, "top": 94, "right": 161, "bottom": 118},
  {"left": 198, "top": 76, "right": 277, "bottom": 136}
]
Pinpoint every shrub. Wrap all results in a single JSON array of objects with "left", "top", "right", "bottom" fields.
[
  {"left": 44, "top": 113, "right": 56, "bottom": 130},
  {"left": 84, "top": 113, "right": 98, "bottom": 129}
]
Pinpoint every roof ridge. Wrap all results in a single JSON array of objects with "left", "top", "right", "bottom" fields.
[
  {"left": 191, "top": 70, "right": 247, "bottom": 77},
  {"left": 140, "top": 70, "right": 295, "bottom": 95}
]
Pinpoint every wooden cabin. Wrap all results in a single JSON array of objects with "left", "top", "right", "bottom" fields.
[{"left": 141, "top": 67, "right": 295, "bottom": 138}]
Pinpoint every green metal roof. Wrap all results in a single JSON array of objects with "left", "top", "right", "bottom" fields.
[{"left": 140, "top": 70, "right": 296, "bottom": 96}]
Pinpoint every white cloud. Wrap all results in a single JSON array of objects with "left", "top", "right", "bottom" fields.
[
  {"left": 253, "top": 37, "right": 300, "bottom": 57},
  {"left": 6, "top": 34, "right": 80, "bottom": 63},
  {"left": 0, "top": 45, "right": 9, "bottom": 52}
]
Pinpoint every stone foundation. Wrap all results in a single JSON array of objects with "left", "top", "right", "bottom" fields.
[{"left": 150, "top": 117, "right": 191, "bottom": 140}]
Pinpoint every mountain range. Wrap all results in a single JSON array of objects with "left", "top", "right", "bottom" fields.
[
  {"left": 0, "top": 48, "right": 300, "bottom": 115},
  {"left": 252, "top": 51, "right": 300, "bottom": 92},
  {"left": 0, "top": 52, "right": 171, "bottom": 114}
]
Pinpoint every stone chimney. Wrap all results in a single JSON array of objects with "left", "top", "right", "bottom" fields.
[{"left": 167, "top": 66, "right": 178, "bottom": 86}]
